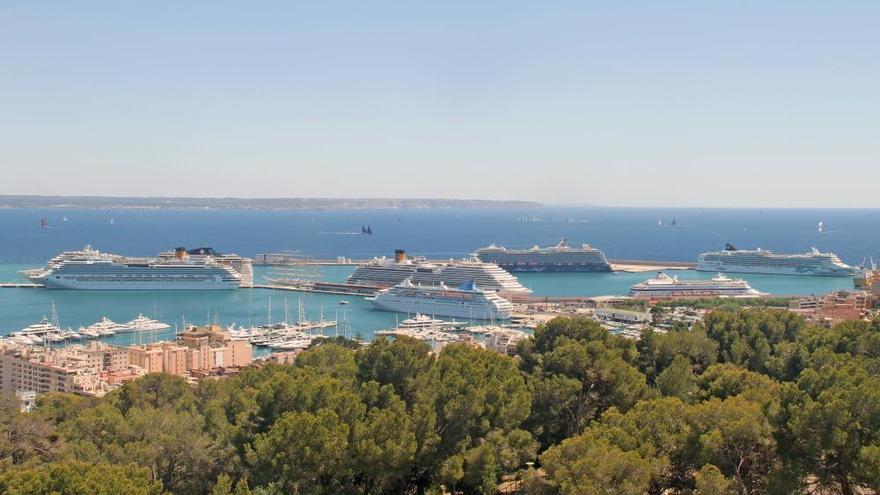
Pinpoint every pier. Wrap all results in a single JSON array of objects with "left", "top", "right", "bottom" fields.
[
  {"left": 0, "top": 283, "right": 44, "bottom": 288},
  {"left": 609, "top": 259, "right": 696, "bottom": 273},
  {"left": 250, "top": 281, "right": 379, "bottom": 296}
]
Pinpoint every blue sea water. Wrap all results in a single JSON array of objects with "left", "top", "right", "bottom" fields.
[{"left": 0, "top": 207, "right": 875, "bottom": 338}]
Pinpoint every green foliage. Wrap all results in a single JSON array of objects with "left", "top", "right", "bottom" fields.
[
  {"left": 523, "top": 318, "right": 651, "bottom": 448},
  {"left": 692, "top": 396, "right": 779, "bottom": 494},
  {"left": 9, "top": 309, "right": 880, "bottom": 495},
  {"left": 780, "top": 353, "right": 880, "bottom": 494},
  {"left": 0, "top": 395, "right": 58, "bottom": 466},
  {"left": 541, "top": 433, "right": 653, "bottom": 495},
  {"left": 654, "top": 297, "right": 795, "bottom": 310},
  {"left": 655, "top": 355, "right": 697, "bottom": 402},
  {"left": 698, "top": 308, "right": 807, "bottom": 379},
  {"left": 694, "top": 464, "right": 737, "bottom": 495},
  {"left": 0, "top": 459, "right": 161, "bottom": 495},
  {"left": 637, "top": 327, "right": 718, "bottom": 382}
]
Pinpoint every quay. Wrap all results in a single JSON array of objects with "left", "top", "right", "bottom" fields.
[
  {"left": 0, "top": 283, "right": 44, "bottom": 288},
  {"left": 609, "top": 259, "right": 696, "bottom": 273},
  {"left": 250, "top": 281, "right": 378, "bottom": 296}
]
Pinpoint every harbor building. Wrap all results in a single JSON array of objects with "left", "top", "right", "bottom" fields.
[
  {"left": 788, "top": 290, "right": 873, "bottom": 327},
  {"left": 127, "top": 324, "right": 252, "bottom": 375},
  {"left": 0, "top": 341, "right": 143, "bottom": 398},
  {"left": 594, "top": 308, "right": 652, "bottom": 324},
  {"left": 0, "top": 325, "right": 253, "bottom": 405}
]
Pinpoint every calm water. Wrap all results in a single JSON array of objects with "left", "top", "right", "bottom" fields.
[
  {"left": 0, "top": 207, "right": 874, "bottom": 337},
  {"left": 1, "top": 207, "right": 878, "bottom": 264}
]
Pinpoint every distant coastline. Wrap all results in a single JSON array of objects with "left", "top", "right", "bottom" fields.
[{"left": 0, "top": 195, "right": 542, "bottom": 211}]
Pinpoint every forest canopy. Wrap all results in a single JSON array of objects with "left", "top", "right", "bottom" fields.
[{"left": 2, "top": 310, "right": 879, "bottom": 495}]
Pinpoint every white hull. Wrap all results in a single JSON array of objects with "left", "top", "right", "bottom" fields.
[
  {"left": 32, "top": 276, "right": 239, "bottom": 290},
  {"left": 371, "top": 297, "right": 511, "bottom": 320},
  {"left": 630, "top": 287, "right": 763, "bottom": 298},
  {"left": 696, "top": 260, "right": 852, "bottom": 277}
]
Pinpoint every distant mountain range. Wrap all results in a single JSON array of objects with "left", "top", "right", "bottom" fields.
[{"left": 0, "top": 195, "right": 542, "bottom": 211}]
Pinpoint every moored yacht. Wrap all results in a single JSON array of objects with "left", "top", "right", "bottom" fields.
[
  {"left": 122, "top": 314, "right": 171, "bottom": 332},
  {"left": 85, "top": 316, "right": 126, "bottom": 336},
  {"left": 11, "top": 316, "right": 63, "bottom": 345}
]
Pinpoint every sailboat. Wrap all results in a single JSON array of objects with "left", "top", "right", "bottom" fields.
[
  {"left": 366, "top": 226, "right": 373, "bottom": 235},
  {"left": 670, "top": 217, "right": 677, "bottom": 227},
  {"left": 657, "top": 217, "right": 663, "bottom": 227},
  {"left": 818, "top": 221, "right": 824, "bottom": 233},
  {"left": 361, "top": 225, "right": 373, "bottom": 235}
]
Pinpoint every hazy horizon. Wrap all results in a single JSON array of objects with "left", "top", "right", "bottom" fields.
[{"left": 1, "top": 2, "right": 878, "bottom": 207}]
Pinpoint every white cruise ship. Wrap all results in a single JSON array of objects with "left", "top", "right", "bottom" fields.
[
  {"left": 23, "top": 246, "right": 252, "bottom": 290},
  {"left": 697, "top": 244, "right": 853, "bottom": 277},
  {"left": 629, "top": 272, "right": 766, "bottom": 299},
  {"left": 347, "top": 250, "right": 530, "bottom": 294},
  {"left": 368, "top": 280, "right": 515, "bottom": 320},
  {"left": 474, "top": 239, "right": 612, "bottom": 272}
]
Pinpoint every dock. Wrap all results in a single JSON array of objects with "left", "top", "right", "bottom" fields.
[
  {"left": 0, "top": 283, "right": 44, "bottom": 288},
  {"left": 249, "top": 281, "right": 379, "bottom": 296},
  {"left": 609, "top": 259, "right": 696, "bottom": 273}
]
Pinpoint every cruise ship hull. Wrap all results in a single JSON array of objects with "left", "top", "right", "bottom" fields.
[
  {"left": 474, "top": 240, "right": 612, "bottom": 273},
  {"left": 630, "top": 287, "right": 762, "bottom": 298},
  {"left": 696, "top": 260, "right": 853, "bottom": 277},
  {"left": 488, "top": 262, "right": 612, "bottom": 273},
  {"left": 25, "top": 245, "right": 250, "bottom": 290},
  {"left": 371, "top": 297, "right": 512, "bottom": 320},
  {"left": 30, "top": 276, "right": 240, "bottom": 290}
]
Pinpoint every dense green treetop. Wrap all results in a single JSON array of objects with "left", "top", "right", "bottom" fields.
[{"left": 2, "top": 309, "right": 879, "bottom": 494}]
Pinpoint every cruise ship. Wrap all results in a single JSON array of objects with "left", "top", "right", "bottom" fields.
[
  {"left": 697, "top": 244, "right": 853, "bottom": 277},
  {"left": 369, "top": 280, "right": 515, "bottom": 320},
  {"left": 23, "top": 246, "right": 253, "bottom": 290},
  {"left": 347, "top": 250, "right": 530, "bottom": 294},
  {"left": 629, "top": 272, "right": 766, "bottom": 299},
  {"left": 473, "top": 239, "right": 612, "bottom": 272}
]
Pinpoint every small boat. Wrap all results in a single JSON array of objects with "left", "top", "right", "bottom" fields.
[
  {"left": 339, "top": 300, "right": 350, "bottom": 305},
  {"left": 79, "top": 327, "right": 101, "bottom": 339},
  {"left": 818, "top": 221, "right": 824, "bottom": 233},
  {"left": 85, "top": 316, "right": 125, "bottom": 336}
]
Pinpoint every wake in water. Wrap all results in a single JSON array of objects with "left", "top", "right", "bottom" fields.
[{"left": 319, "top": 232, "right": 363, "bottom": 235}]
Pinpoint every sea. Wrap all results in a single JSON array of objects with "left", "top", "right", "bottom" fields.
[{"left": 0, "top": 207, "right": 876, "bottom": 344}]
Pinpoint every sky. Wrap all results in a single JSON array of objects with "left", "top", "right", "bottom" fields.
[{"left": 0, "top": 1, "right": 878, "bottom": 207}]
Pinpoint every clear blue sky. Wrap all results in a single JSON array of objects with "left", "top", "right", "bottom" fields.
[{"left": 1, "top": 1, "right": 877, "bottom": 207}]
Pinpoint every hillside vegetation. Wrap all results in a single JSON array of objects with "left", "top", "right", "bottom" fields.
[{"left": 2, "top": 310, "right": 879, "bottom": 495}]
